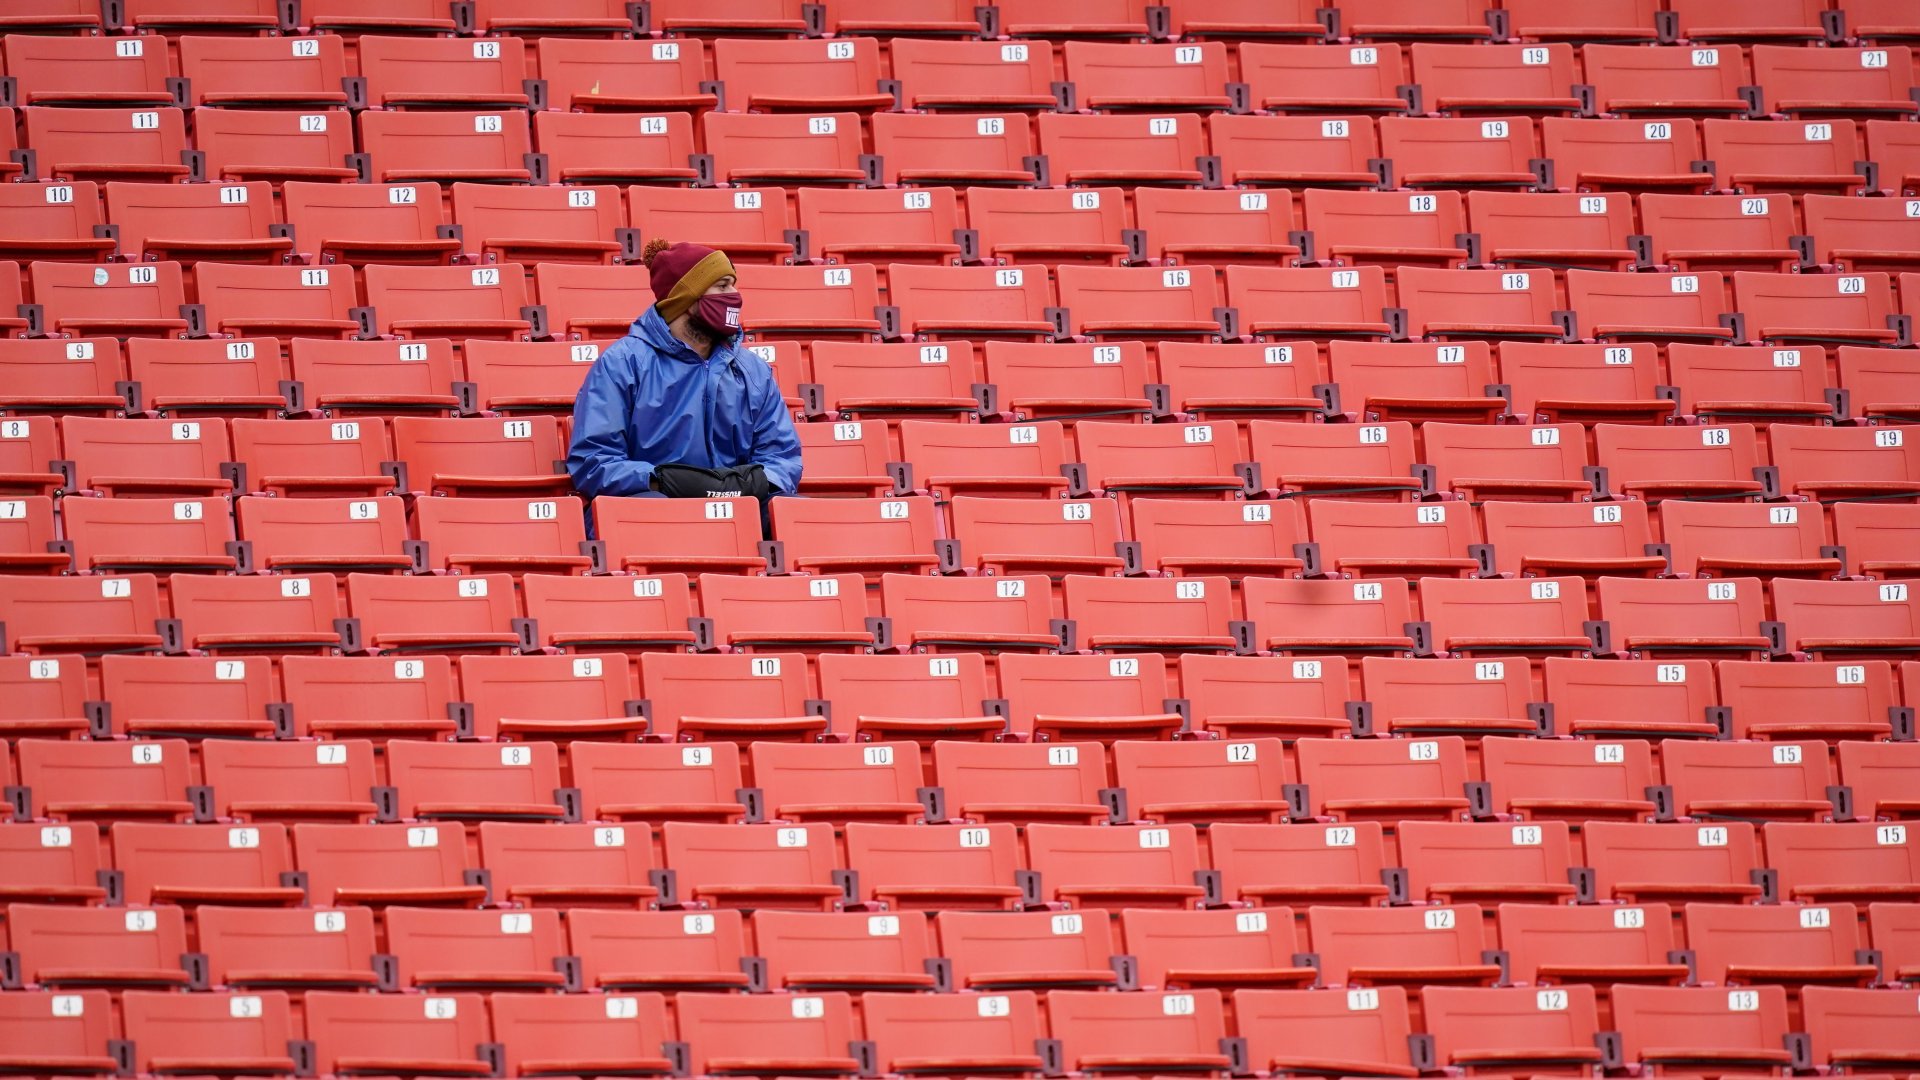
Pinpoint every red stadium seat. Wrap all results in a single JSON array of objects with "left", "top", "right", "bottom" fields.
[
  {"left": 1160, "top": 0, "right": 1327, "bottom": 41},
  {"left": 1467, "top": 190, "right": 1637, "bottom": 273},
  {"left": 1839, "top": 741, "right": 1920, "bottom": 820},
  {"left": 994, "top": 0, "right": 1149, "bottom": 39},
  {"left": 1421, "top": 985, "right": 1604, "bottom": 1077},
  {"left": 461, "top": 339, "right": 600, "bottom": 415},
  {"left": 1687, "top": 902, "right": 1872, "bottom": 988},
  {"left": 771, "top": 495, "right": 940, "bottom": 578},
  {"left": 1061, "top": 41, "right": 1233, "bottom": 113},
  {"left": 1241, "top": 574, "right": 1416, "bottom": 657},
  {"left": 1704, "top": 118, "right": 1868, "bottom": 197},
  {"left": 931, "top": 740, "right": 1109, "bottom": 825},
  {"left": 357, "top": 35, "right": 532, "bottom": 110},
  {"left": 0, "top": 572, "right": 166, "bottom": 658},
  {"left": 1295, "top": 733, "right": 1471, "bottom": 823},
  {"left": 1610, "top": 985, "right": 1792, "bottom": 1078},
  {"left": 980, "top": 340, "right": 1157, "bottom": 423},
  {"left": 1113, "top": 737, "right": 1292, "bottom": 826},
  {"left": 0, "top": 654, "right": 90, "bottom": 739},
  {"left": 0, "top": 181, "right": 113, "bottom": 264},
  {"left": 199, "top": 262, "right": 360, "bottom": 341},
  {"left": 280, "top": 652, "right": 464, "bottom": 739},
  {"left": 1663, "top": 738, "right": 1837, "bottom": 822},
  {"left": 176, "top": 34, "right": 351, "bottom": 109},
  {"left": 1480, "top": 734, "right": 1657, "bottom": 822},
  {"left": 384, "top": 905, "right": 567, "bottom": 990},
  {"left": 1638, "top": 194, "right": 1799, "bottom": 274},
  {"left": 111, "top": 821, "right": 301, "bottom": 907},
  {"left": 963, "top": 186, "right": 1128, "bottom": 268},
  {"left": 0, "top": 0, "right": 102, "bottom": 33},
  {"left": 291, "top": 822, "right": 484, "bottom": 908},
  {"left": 795, "top": 186, "right": 963, "bottom": 267},
  {"left": 362, "top": 263, "right": 533, "bottom": 341},
  {"left": 869, "top": 111, "right": 1037, "bottom": 187},
  {"left": 565, "top": 908, "right": 751, "bottom": 991},
  {"left": 21, "top": 106, "right": 190, "bottom": 185},
  {"left": 1566, "top": 269, "right": 1734, "bottom": 344},
  {"left": 1421, "top": 422, "right": 1592, "bottom": 503},
  {"left": 1065, "top": 573, "right": 1237, "bottom": 656},
  {"left": 662, "top": 821, "right": 842, "bottom": 911},
  {"left": 0, "top": 415, "right": 66, "bottom": 499},
  {"left": 1669, "top": 0, "right": 1827, "bottom": 42},
  {"left": 713, "top": 37, "right": 891, "bottom": 113},
  {"left": 886, "top": 38, "right": 1052, "bottom": 111},
  {"left": 108, "top": 179, "right": 291, "bottom": 266},
  {"left": 1132, "top": 494, "right": 1310, "bottom": 582},
  {"left": 1024, "top": 822, "right": 1204, "bottom": 909},
  {"left": 170, "top": 571, "right": 348, "bottom": 656},
  {"left": 1134, "top": 187, "right": 1302, "bottom": 269},
  {"left": 1046, "top": 989, "right": 1231, "bottom": 1074},
  {"left": 452, "top": 183, "right": 621, "bottom": 267},
  {"left": 6, "top": 902, "right": 190, "bottom": 988},
  {"left": 1584, "top": 821, "right": 1763, "bottom": 904},
  {"left": 860, "top": 989, "right": 1045, "bottom": 1076},
  {"left": 1750, "top": 45, "right": 1918, "bottom": 120},
  {"left": 1800, "top": 986, "right": 1920, "bottom": 1073},
  {"left": 753, "top": 909, "right": 938, "bottom": 990},
  {"left": 842, "top": 820, "right": 1022, "bottom": 910},
  {"left": 675, "top": 991, "right": 859, "bottom": 1076},
  {"left": 0, "top": 819, "right": 106, "bottom": 903},
  {"left": 1581, "top": 46, "right": 1748, "bottom": 120},
  {"left": 1239, "top": 42, "right": 1409, "bottom": 115},
  {"left": 794, "top": 419, "right": 894, "bottom": 497},
  {"left": 194, "top": 108, "right": 359, "bottom": 186},
  {"left": 386, "top": 737, "right": 567, "bottom": 823},
  {"left": 30, "top": 259, "right": 187, "bottom": 339},
  {"left": 1768, "top": 820, "right": 1920, "bottom": 904},
  {"left": 1210, "top": 821, "right": 1392, "bottom": 907},
  {"left": 1410, "top": 43, "right": 1582, "bottom": 117},
  {"left": 534, "top": 111, "right": 701, "bottom": 186},
  {"left": 1035, "top": 112, "right": 1209, "bottom": 187},
  {"left": 593, "top": 496, "right": 764, "bottom": 577},
  {"left": 1665, "top": 343, "right": 1834, "bottom": 426},
  {"left": 1419, "top": 575, "right": 1594, "bottom": 659},
  {"left": 699, "top": 571, "right": 874, "bottom": 652},
  {"left": 948, "top": 494, "right": 1126, "bottom": 586},
  {"left": 569, "top": 741, "right": 747, "bottom": 825},
  {"left": 1735, "top": 270, "right": 1901, "bottom": 347},
  {"left": 1659, "top": 499, "right": 1842, "bottom": 580},
  {"left": 14, "top": 737, "right": 194, "bottom": 823},
  {"left": 1053, "top": 264, "right": 1224, "bottom": 342},
  {"left": 392, "top": 414, "right": 569, "bottom": 498},
  {"left": 995, "top": 651, "right": 1182, "bottom": 742},
  {"left": 1597, "top": 576, "right": 1773, "bottom": 662},
  {"left": 1397, "top": 266, "right": 1563, "bottom": 343},
  {"left": 638, "top": 650, "right": 822, "bottom": 744},
  {"left": 0, "top": 339, "right": 125, "bottom": 419},
  {"left": 736, "top": 262, "right": 883, "bottom": 342},
  {"left": 1721, "top": 654, "right": 1902, "bottom": 742},
  {"left": 1327, "top": 339, "right": 1506, "bottom": 424},
  {"left": 124, "top": 337, "right": 288, "bottom": 419},
  {"left": 1377, "top": 114, "right": 1541, "bottom": 191},
  {"left": 643, "top": 0, "right": 810, "bottom": 37},
  {"left": 1307, "top": 903, "right": 1498, "bottom": 987},
  {"left": 200, "top": 738, "right": 379, "bottom": 824},
  {"left": 751, "top": 741, "right": 927, "bottom": 824},
  {"left": 460, "top": 653, "right": 642, "bottom": 742},
  {"left": 0, "top": 496, "right": 69, "bottom": 576},
  {"left": 886, "top": 266, "right": 1055, "bottom": 345},
  {"left": 357, "top": 109, "right": 535, "bottom": 185},
  {"left": 227, "top": 414, "right": 395, "bottom": 501},
  {"left": 534, "top": 262, "right": 653, "bottom": 341},
  {"left": 704, "top": 111, "right": 867, "bottom": 188},
  {"left": 1120, "top": 906, "right": 1312, "bottom": 990},
  {"left": 488, "top": 990, "right": 673, "bottom": 1079},
  {"left": 0, "top": 990, "right": 112, "bottom": 1075},
  {"left": 60, "top": 414, "right": 232, "bottom": 498},
  {"left": 536, "top": 37, "right": 714, "bottom": 114},
  {"left": 1307, "top": 498, "right": 1479, "bottom": 579},
  {"left": 119, "top": 990, "right": 296, "bottom": 1076},
  {"left": 1340, "top": 0, "right": 1496, "bottom": 42},
  {"left": 303, "top": 990, "right": 491, "bottom": 1077},
  {"left": 875, "top": 573, "right": 1059, "bottom": 658},
  {"left": 1302, "top": 187, "right": 1469, "bottom": 271},
  {"left": 1234, "top": 986, "right": 1416, "bottom": 1076},
  {"left": 1802, "top": 194, "right": 1920, "bottom": 273},
  {"left": 411, "top": 495, "right": 591, "bottom": 577},
  {"left": 1208, "top": 113, "right": 1383, "bottom": 190},
  {"left": 1227, "top": 264, "right": 1395, "bottom": 341},
  {"left": 1496, "top": 902, "right": 1683, "bottom": 989},
  {"left": 98, "top": 654, "right": 276, "bottom": 739},
  {"left": 1833, "top": 501, "right": 1920, "bottom": 579},
  {"left": 1180, "top": 653, "right": 1347, "bottom": 740},
  {"left": 1593, "top": 421, "right": 1762, "bottom": 500},
  {"left": 1498, "top": 340, "right": 1673, "bottom": 426},
  {"left": 1362, "top": 655, "right": 1537, "bottom": 739}
]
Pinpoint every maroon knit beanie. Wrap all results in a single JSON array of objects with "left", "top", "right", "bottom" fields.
[{"left": 644, "top": 238, "right": 737, "bottom": 323}]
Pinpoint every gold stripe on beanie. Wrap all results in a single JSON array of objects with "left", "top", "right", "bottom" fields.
[{"left": 655, "top": 249, "right": 737, "bottom": 324}]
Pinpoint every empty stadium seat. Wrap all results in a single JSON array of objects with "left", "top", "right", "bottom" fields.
[
  {"left": 5, "top": 902, "right": 190, "bottom": 988},
  {"left": 675, "top": 991, "right": 860, "bottom": 1076},
  {"left": 0, "top": 338, "right": 125, "bottom": 418},
  {"left": 0, "top": 495, "right": 68, "bottom": 576},
  {"left": 292, "top": 821, "right": 483, "bottom": 908},
  {"left": 1499, "top": 340, "right": 1674, "bottom": 425},
  {"left": 111, "top": 821, "right": 302, "bottom": 907},
  {"left": 1227, "top": 264, "right": 1395, "bottom": 341},
  {"left": 175, "top": 34, "right": 351, "bottom": 109},
  {"left": 15, "top": 736, "right": 194, "bottom": 823},
  {"left": 569, "top": 741, "right": 746, "bottom": 825},
  {"left": 592, "top": 496, "right": 764, "bottom": 579},
  {"left": 1061, "top": 40, "right": 1232, "bottom": 113},
  {"left": 172, "top": 570, "right": 343, "bottom": 651},
  {"left": 535, "top": 38, "right": 715, "bottom": 114},
  {"left": 1410, "top": 42, "right": 1582, "bottom": 117},
  {"left": 890, "top": 265, "right": 1059, "bottom": 340},
  {"left": 1328, "top": 338, "right": 1507, "bottom": 424},
  {"left": 1234, "top": 986, "right": 1416, "bottom": 1076},
  {"left": 1422, "top": 422, "right": 1592, "bottom": 503},
  {"left": 385, "top": 739, "right": 567, "bottom": 823},
  {"left": 699, "top": 571, "right": 874, "bottom": 652},
  {"left": 302, "top": 990, "right": 491, "bottom": 1077},
  {"left": 194, "top": 263, "right": 360, "bottom": 346},
  {"left": 1180, "top": 653, "right": 1349, "bottom": 740},
  {"left": 869, "top": 111, "right": 1038, "bottom": 187},
  {"left": 59, "top": 413, "right": 232, "bottom": 498},
  {"left": 1839, "top": 741, "right": 1920, "bottom": 820},
  {"left": 1047, "top": 988, "right": 1232, "bottom": 1074},
  {"left": 1663, "top": 739, "right": 1837, "bottom": 822},
  {"left": 751, "top": 741, "right": 927, "bottom": 825},
  {"left": 1422, "top": 984, "right": 1604, "bottom": 1077},
  {"left": 0, "top": 414, "right": 64, "bottom": 499},
  {"left": 1803, "top": 194, "right": 1920, "bottom": 274},
  {"left": 414, "top": 494, "right": 589, "bottom": 576},
  {"left": 31, "top": 259, "right": 188, "bottom": 339},
  {"left": 770, "top": 495, "right": 940, "bottom": 578},
  {"left": 385, "top": 905, "right": 568, "bottom": 990},
  {"left": 704, "top": 111, "right": 867, "bottom": 187},
  {"left": 1025, "top": 822, "right": 1205, "bottom": 909},
  {"left": 1131, "top": 494, "right": 1311, "bottom": 581},
  {"left": 1120, "top": 907, "right": 1312, "bottom": 991},
  {"left": 194, "top": 108, "right": 359, "bottom": 185},
  {"left": 235, "top": 494, "right": 409, "bottom": 576},
  {"left": 713, "top": 37, "right": 891, "bottom": 113},
  {"left": 1307, "top": 498, "right": 1480, "bottom": 578},
  {"left": 99, "top": 653, "right": 276, "bottom": 738},
  {"left": 0, "top": 819, "right": 106, "bottom": 903},
  {"left": 62, "top": 495, "right": 238, "bottom": 576},
  {"left": 0, "top": 572, "right": 166, "bottom": 657},
  {"left": 358, "top": 109, "right": 534, "bottom": 185},
  {"left": 860, "top": 988, "right": 1045, "bottom": 1076},
  {"left": 1241, "top": 574, "right": 1417, "bottom": 657},
  {"left": 1035, "top": 112, "right": 1209, "bottom": 187},
  {"left": 565, "top": 907, "right": 751, "bottom": 991},
  {"left": 0, "top": 181, "right": 113, "bottom": 264},
  {"left": 119, "top": 990, "right": 296, "bottom": 1076},
  {"left": 488, "top": 990, "right": 673, "bottom": 1079},
  {"left": 1610, "top": 985, "right": 1792, "bottom": 1078},
  {"left": 948, "top": 495, "right": 1126, "bottom": 585},
  {"left": 1303, "top": 187, "right": 1469, "bottom": 271},
  {"left": 1362, "top": 655, "right": 1538, "bottom": 739},
  {"left": 1769, "top": 820, "right": 1920, "bottom": 904},
  {"left": 363, "top": 263, "right": 533, "bottom": 341},
  {"left": 1113, "top": 737, "right": 1291, "bottom": 826},
  {"left": 446, "top": 184, "right": 620, "bottom": 268},
  {"left": 996, "top": 0, "right": 1150, "bottom": 40},
  {"left": 1065, "top": 572, "right": 1237, "bottom": 656},
  {"left": 1378, "top": 114, "right": 1541, "bottom": 190},
  {"left": 1736, "top": 270, "right": 1901, "bottom": 346},
  {"left": 357, "top": 35, "right": 532, "bottom": 110},
  {"left": 1704, "top": 118, "right": 1868, "bottom": 197},
  {"left": 1666, "top": 343, "right": 1835, "bottom": 425},
  {"left": 841, "top": 820, "right": 1022, "bottom": 910},
  {"left": 875, "top": 573, "right": 1060, "bottom": 658},
  {"left": 123, "top": 337, "right": 287, "bottom": 419},
  {"left": 227, "top": 415, "right": 395, "bottom": 499},
  {"left": 1566, "top": 269, "right": 1735, "bottom": 344},
  {"left": 107, "top": 181, "right": 291, "bottom": 267},
  {"left": 22, "top": 106, "right": 191, "bottom": 184},
  {"left": 195, "top": 904, "right": 380, "bottom": 988},
  {"left": 1584, "top": 821, "right": 1764, "bottom": 904},
  {"left": 1340, "top": 0, "right": 1497, "bottom": 41},
  {"left": 1800, "top": 985, "right": 1920, "bottom": 1073},
  {"left": 1638, "top": 193, "right": 1798, "bottom": 274},
  {"left": 661, "top": 821, "right": 841, "bottom": 911},
  {"left": 1598, "top": 576, "right": 1774, "bottom": 663},
  {"left": 200, "top": 737, "right": 379, "bottom": 824},
  {"left": 1211, "top": 821, "right": 1391, "bottom": 907},
  {"left": 1294, "top": 733, "right": 1471, "bottom": 823},
  {"left": 932, "top": 740, "right": 1110, "bottom": 825},
  {"left": 1467, "top": 190, "right": 1637, "bottom": 273},
  {"left": 1239, "top": 42, "right": 1409, "bottom": 114},
  {"left": 1208, "top": 112, "right": 1383, "bottom": 189},
  {"left": 534, "top": 110, "right": 701, "bottom": 186},
  {"left": 280, "top": 652, "right": 463, "bottom": 739},
  {"left": 965, "top": 187, "right": 1130, "bottom": 269},
  {"left": 462, "top": 339, "right": 599, "bottom": 414},
  {"left": 1131, "top": 188, "right": 1300, "bottom": 269},
  {"left": 1581, "top": 46, "right": 1748, "bottom": 120},
  {"left": 1669, "top": 0, "right": 1828, "bottom": 42},
  {"left": 459, "top": 653, "right": 642, "bottom": 742},
  {"left": 1419, "top": 575, "right": 1595, "bottom": 659},
  {"left": 1834, "top": 501, "right": 1920, "bottom": 578},
  {"left": 1496, "top": 901, "right": 1684, "bottom": 989},
  {"left": 754, "top": 909, "right": 938, "bottom": 991},
  {"left": 996, "top": 651, "right": 1183, "bottom": 742},
  {"left": 981, "top": 340, "right": 1159, "bottom": 422},
  {"left": 1687, "top": 902, "right": 1873, "bottom": 988},
  {"left": 1156, "top": 340, "right": 1328, "bottom": 423},
  {"left": 638, "top": 650, "right": 822, "bottom": 744},
  {"left": 0, "top": 654, "right": 89, "bottom": 739},
  {"left": 392, "top": 415, "right": 569, "bottom": 498},
  {"left": 1397, "top": 265, "right": 1564, "bottom": 343},
  {"left": 1593, "top": 421, "right": 1762, "bottom": 500},
  {"left": 1480, "top": 734, "right": 1657, "bottom": 823},
  {"left": 1660, "top": 499, "right": 1842, "bottom": 580},
  {"left": 1540, "top": 116, "right": 1714, "bottom": 197},
  {"left": 1307, "top": 903, "right": 1499, "bottom": 987}
]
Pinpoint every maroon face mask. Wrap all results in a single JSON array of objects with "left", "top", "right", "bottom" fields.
[{"left": 692, "top": 291, "right": 743, "bottom": 337}]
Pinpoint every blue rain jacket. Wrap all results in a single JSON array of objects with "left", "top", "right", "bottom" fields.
[{"left": 567, "top": 307, "right": 802, "bottom": 499}]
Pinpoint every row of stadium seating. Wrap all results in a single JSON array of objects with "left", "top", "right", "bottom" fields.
[
  {"left": 10, "top": 183, "right": 1920, "bottom": 284},
  {"left": 3, "top": 813, "right": 1916, "bottom": 907},
  {"left": 10, "top": 106, "right": 1920, "bottom": 195},
  {"left": 5, "top": 36, "right": 1920, "bottom": 122},
  {"left": 4, "top": 980, "right": 1914, "bottom": 1080},
  {"left": 4, "top": 0, "right": 1915, "bottom": 45},
  {"left": 7, "top": 718, "right": 1920, "bottom": 822}
]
